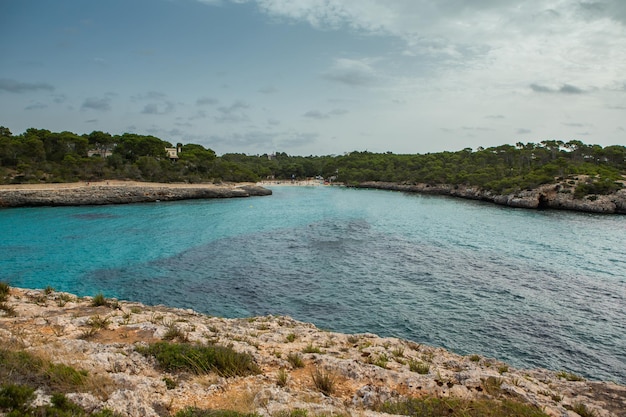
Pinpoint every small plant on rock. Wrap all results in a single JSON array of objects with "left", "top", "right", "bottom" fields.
[
  {"left": 568, "top": 403, "right": 597, "bottom": 417},
  {"left": 302, "top": 344, "right": 322, "bottom": 354},
  {"left": 408, "top": 359, "right": 430, "bottom": 375},
  {"left": 163, "top": 323, "right": 189, "bottom": 342},
  {"left": 392, "top": 346, "right": 405, "bottom": 358},
  {"left": 87, "top": 315, "right": 110, "bottom": 330},
  {"left": 0, "top": 282, "right": 10, "bottom": 301},
  {"left": 311, "top": 368, "right": 336, "bottom": 396},
  {"left": 91, "top": 293, "right": 109, "bottom": 307},
  {"left": 287, "top": 353, "right": 304, "bottom": 369},
  {"left": 276, "top": 368, "right": 289, "bottom": 387},
  {"left": 556, "top": 370, "right": 584, "bottom": 381}
]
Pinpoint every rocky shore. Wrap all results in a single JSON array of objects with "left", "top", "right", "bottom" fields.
[
  {"left": 1, "top": 287, "right": 624, "bottom": 417},
  {"left": 0, "top": 181, "right": 271, "bottom": 208},
  {"left": 353, "top": 181, "right": 626, "bottom": 214}
]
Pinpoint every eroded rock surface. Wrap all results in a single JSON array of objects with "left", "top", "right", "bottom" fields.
[
  {"left": 0, "top": 182, "right": 271, "bottom": 208},
  {"left": 1, "top": 287, "right": 624, "bottom": 416},
  {"left": 355, "top": 181, "right": 626, "bottom": 214}
]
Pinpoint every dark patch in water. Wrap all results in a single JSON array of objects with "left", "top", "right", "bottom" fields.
[{"left": 71, "top": 213, "right": 120, "bottom": 220}]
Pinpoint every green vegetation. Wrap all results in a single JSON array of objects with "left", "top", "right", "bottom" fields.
[
  {"left": 302, "top": 344, "right": 322, "bottom": 354},
  {"left": 91, "top": 293, "right": 110, "bottom": 307},
  {"left": 276, "top": 368, "right": 289, "bottom": 387},
  {"left": 0, "top": 281, "right": 15, "bottom": 316},
  {"left": 2, "top": 127, "right": 624, "bottom": 198},
  {"left": 0, "top": 384, "right": 122, "bottom": 416},
  {"left": 0, "top": 346, "right": 116, "bottom": 415},
  {"left": 0, "top": 282, "right": 9, "bottom": 299},
  {"left": 567, "top": 403, "right": 597, "bottom": 417},
  {"left": 136, "top": 341, "right": 260, "bottom": 377},
  {"left": 378, "top": 397, "right": 550, "bottom": 417},
  {"left": 368, "top": 353, "right": 389, "bottom": 369},
  {"left": 408, "top": 359, "right": 430, "bottom": 375},
  {"left": 557, "top": 370, "right": 585, "bottom": 381},
  {"left": 163, "top": 322, "right": 189, "bottom": 342},
  {"left": 286, "top": 353, "right": 305, "bottom": 369},
  {"left": 0, "top": 348, "right": 91, "bottom": 393},
  {"left": 174, "top": 408, "right": 260, "bottom": 417},
  {"left": 87, "top": 314, "right": 110, "bottom": 330},
  {"left": 310, "top": 368, "right": 336, "bottom": 396}
]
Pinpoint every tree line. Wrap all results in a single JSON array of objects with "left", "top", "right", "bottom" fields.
[{"left": 1, "top": 126, "right": 624, "bottom": 196}]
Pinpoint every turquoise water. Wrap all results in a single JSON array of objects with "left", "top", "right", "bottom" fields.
[{"left": 2, "top": 186, "right": 625, "bottom": 383}]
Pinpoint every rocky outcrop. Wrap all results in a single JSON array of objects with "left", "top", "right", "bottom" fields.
[
  {"left": 0, "top": 182, "right": 271, "bottom": 208},
  {"left": 1, "top": 287, "right": 625, "bottom": 417},
  {"left": 353, "top": 181, "right": 626, "bottom": 214}
]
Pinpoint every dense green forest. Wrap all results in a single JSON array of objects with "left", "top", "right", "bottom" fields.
[{"left": 1, "top": 126, "right": 624, "bottom": 196}]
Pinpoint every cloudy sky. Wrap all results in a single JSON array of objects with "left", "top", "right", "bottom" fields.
[{"left": 1, "top": 0, "right": 626, "bottom": 155}]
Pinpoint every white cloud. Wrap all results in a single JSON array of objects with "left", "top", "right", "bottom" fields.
[
  {"left": 141, "top": 101, "right": 176, "bottom": 115},
  {"left": 323, "top": 58, "right": 379, "bottom": 86},
  {"left": 81, "top": 97, "right": 112, "bottom": 111},
  {"left": 0, "top": 78, "right": 54, "bottom": 93},
  {"left": 303, "top": 108, "right": 348, "bottom": 119}
]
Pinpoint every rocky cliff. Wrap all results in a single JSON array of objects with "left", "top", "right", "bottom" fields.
[
  {"left": 0, "top": 182, "right": 271, "bottom": 208},
  {"left": 353, "top": 181, "right": 626, "bottom": 214},
  {"left": 1, "top": 287, "right": 624, "bottom": 417}
]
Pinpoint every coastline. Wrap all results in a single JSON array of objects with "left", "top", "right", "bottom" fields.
[
  {"left": 352, "top": 181, "right": 626, "bottom": 214},
  {"left": 3, "top": 179, "right": 625, "bottom": 215},
  {"left": 0, "top": 181, "right": 271, "bottom": 208},
  {"left": 1, "top": 286, "right": 624, "bottom": 417}
]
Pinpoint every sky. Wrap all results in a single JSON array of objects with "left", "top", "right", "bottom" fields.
[{"left": 1, "top": 0, "right": 626, "bottom": 156}]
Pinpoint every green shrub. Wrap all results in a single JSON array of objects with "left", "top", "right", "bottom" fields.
[
  {"left": 276, "top": 368, "right": 289, "bottom": 387},
  {"left": 568, "top": 403, "right": 597, "bottom": 417},
  {"left": 0, "top": 302, "right": 16, "bottom": 317},
  {"left": 273, "top": 410, "right": 308, "bottom": 417},
  {"left": 0, "top": 384, "right": 34, "bottom": 411},
  {"left": 311, "top": 368, "right": 336, "bottom": 396},
  {"left": 286, "top": 353, "right": 304, "bottom": 369},
  {"left": 482, "top": 376, "right": 503, "bottom": 395},
  {"left": 174, "top": 408, "right": 261, "bottom": 417},
  {"left": 285, "top": 333, "right": 297, "bottom": 343},
  {"left": 0, "top": 282, "right": 11, "bottom": 301},
  {"left": 379, "top": 397, "right": 550, "bottom": 417},
  {"left": 0, "top": 385, "right": 122, "bottom": 417},
  {"left": 302, "top": 344, "right": 322, "bottom": 354},
  {"left": 392, "top": 346, "right": 405, "bottom": 358},
  {"left": 408, "top": 359, "right": 430, "bottom": 375},
  {"left": 163, "top": 377, "right": 177, "bottom": 390},
  {"left": 163, "top": 323, "right": 189, "bottom": 342},
  {"left": 556, "top": 370, "right": 584, "bottom": 381},
  {"left": 91, "top": 293, "right": 110, "bottom": 307},
  {"left": 136, "top": 342, "right": 260, "bottom": 377},
  {"left": 87, "top": 315, "right": 110, "bottom": 330},
  {"left": 370, "top": 353, "right": 388, "bottom": 369}
]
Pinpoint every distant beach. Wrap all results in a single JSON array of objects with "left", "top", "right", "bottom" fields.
[{"left": 257, "top": 179, "right": 327, "bottom": 186}]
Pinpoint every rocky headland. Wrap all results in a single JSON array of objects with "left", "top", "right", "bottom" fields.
[
  {"left": 0, "top": 181, "right": 271, "bottom": 208},
  {"left": 352, "top": 180, "right": 626, "bottom": 214},
  {"left": 1, "top": 287, "right": 624, "bottom": 417}
]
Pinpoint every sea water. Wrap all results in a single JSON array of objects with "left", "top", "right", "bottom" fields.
[{"left": 1, "top": 186, "right": 625, "bottom": 383}]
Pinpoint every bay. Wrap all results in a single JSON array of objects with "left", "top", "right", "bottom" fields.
[{"left": 1, "top": 185, "right": 625, "bottom": 383}]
